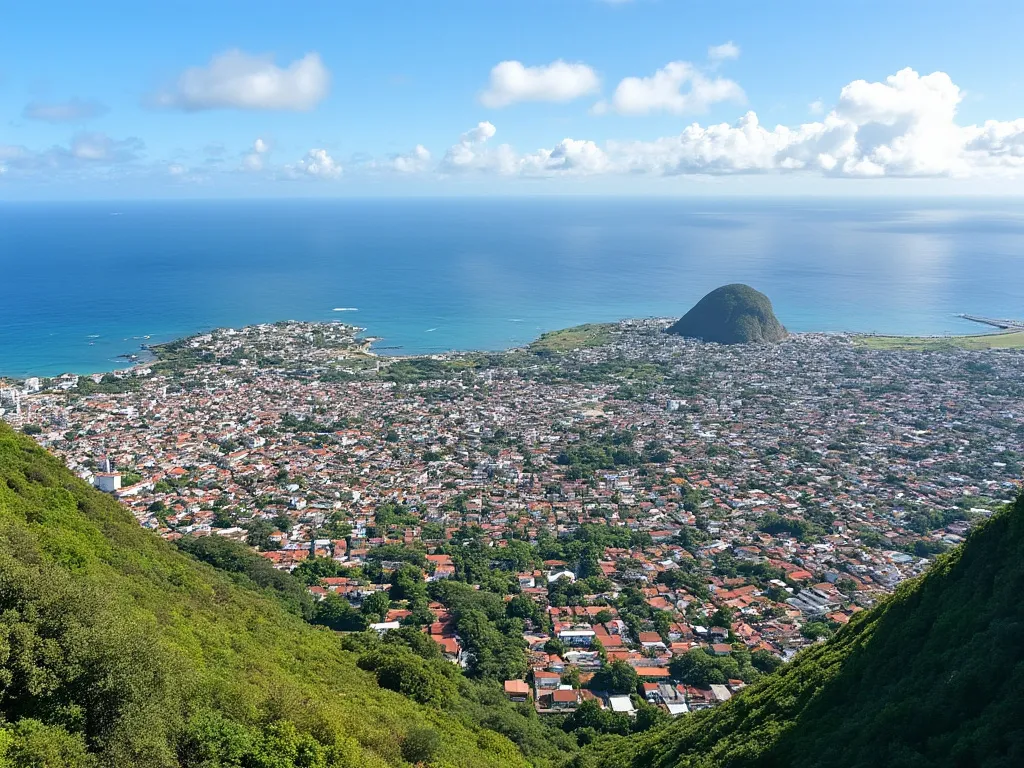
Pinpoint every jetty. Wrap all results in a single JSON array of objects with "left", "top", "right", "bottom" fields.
[{"left": 958, "top": 314, "right": 1024, "bottom": 331}]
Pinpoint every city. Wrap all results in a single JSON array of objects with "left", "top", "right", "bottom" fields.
[{"left": 3, "top": 318, "right": 1020, "bottom": 720}]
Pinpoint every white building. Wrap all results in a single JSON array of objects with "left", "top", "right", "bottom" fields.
[{"left": 94, "top": 473, "right": 122, "bottom": 493}]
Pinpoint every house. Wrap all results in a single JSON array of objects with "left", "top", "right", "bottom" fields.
[
  {"left": 710, "top": 643, "right": 733, "bottom": 656},
  {"left": 709, "top": 684, "right": 732, "bottom": 703},
  {"left": 504, "top": 680, "right": 531, "bottom": 702},
  {"left": 638, "top": 631, "right": 667, "bottom": 650},
  {"left": 550, "top": 688, "right": 582, "bottom": 710},
  {"left": 558, "top": 627, "right": 596, "bottom": 647},
  {"left": 533, "top": 670, "right": 561, "bottom": 689},
  {"left": 607, "top": 695, "right": 636, "bottom": 715}
]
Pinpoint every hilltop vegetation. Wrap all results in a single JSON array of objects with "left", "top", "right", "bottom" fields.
[
  {"left": 0, "top": 423, "right": 536, "bottom": 768},
  {"left": 529, "top": 324, "right": 616, "bottom": 354},
  {"left": 666, "top": 285, "right": 787, "bottom": 345},
  {"left": 855, "top": 330, "right": 1024, "bottom": 351},
  {"left": 584, "top": 493, "right": 1024, "bottom": 768}
]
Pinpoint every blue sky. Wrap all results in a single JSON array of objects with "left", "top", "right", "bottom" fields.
[{"left": 3, "top": 0, "right": 1024, "bottom": 198}]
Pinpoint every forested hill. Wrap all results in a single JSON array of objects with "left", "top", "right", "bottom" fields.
[
  {"left": 0, "top": 423, "right": 530, "bottom": 768},
  {"left": 588, "top": 490, "right": 1024, "bottom": 768}
]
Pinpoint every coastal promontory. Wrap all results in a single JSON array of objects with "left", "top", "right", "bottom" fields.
[{"left": 667, "top": 283, "right": 788, "bottom": 344}]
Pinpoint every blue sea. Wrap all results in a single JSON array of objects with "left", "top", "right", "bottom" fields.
[{"left": 2, "top": 198, "right": 1024, "bottom": 378}]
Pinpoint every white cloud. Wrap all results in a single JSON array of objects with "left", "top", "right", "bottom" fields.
[
  {"left": 23, "top": 98, "right": 108, "bottom": 122},
  {"left": 809, "top": 100, "right": 824, "bottom": 116},
  {"left": 708, "top": 42, "right": 740, "bottom": 63},
  {"left": 521, "top": 139, "right": 611, "bottom": 175},
  {"left": 481, "top": 60, "right": 600, "bottom": 108},
  {"left": 69, "top": 133, "right": 143, "bottom": 163},
  {"left": 439, "top": 122, "right": 518, "bottom": 174},
  {"left": 243, "top": 138, "right": 270, "bottom": 171},
  {"left": 153, "top": 50, "right": 330, "bottom": 111},
  {"left": 291, "top": 148, "right": 342, "bottom": 179},
  {"left": 168, "top": 163, "right": 187, "bottom": 176},
  {"left": 603, "top": 61, "right": 745, "bottom": 115},
  {"left": 431, "top": 69, "right": 1024, "bottom": 180},
  {"left": 391, "top": 144, "right": 431, "bottom": 173},
  {"left": 0, "top": 133, "right": 142, "bottom": 176}
]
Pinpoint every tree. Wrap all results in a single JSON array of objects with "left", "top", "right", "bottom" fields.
[
  {"left": 562, "top": 700, "right": 630, "bottom": 738},
  {"left": 506, "top": 593, "right": 541, "bottom": 623},
  {"left": 389, "top": 564, "right": 426, "bottom": 602},
  {"left": 402, "top": 727, "right": 442, "bottom": 764},
  {"left": 312, "top": 593, "right": 365, "bottom": 632},
  {"left": 562, "top": 667, "right": 582, "bottom": 689},
  {"left": 669, "top": 649, "right": 726, "bottom": 686},
  {"left": 632, "top": 700, "right": 668, "bottom": 733},
  {"left": 244, "top": 519, "right": 279, "bottom": 551},
  {"left": 751, "top": 649, "right": 783, "bottom": 674},
  {"left": 590, "top": 660, "right": 638, "bottom": 695},
  {"left": 594, "top": 609, "right": 614, "bottom": 625},
  {"left": 361, "top": 591, "right": 391, "bottom": 620}
]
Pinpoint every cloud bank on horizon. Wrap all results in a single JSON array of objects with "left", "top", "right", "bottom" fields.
[{"left": 2, "top": 42, "right": 1024, "bottom": 188}]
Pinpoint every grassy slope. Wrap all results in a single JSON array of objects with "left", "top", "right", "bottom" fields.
[
  {"left": 0, "top": 423, "right": 529, "bottom": 768},
  {"left": 590, "top": 496, "right": 1024, "bottom": 768},
  {"left": 529, "top": 324, "right": 616, "bottom": 353},
  {"left": 854, "top": 331, "right": 1024, "bottom": 351}
]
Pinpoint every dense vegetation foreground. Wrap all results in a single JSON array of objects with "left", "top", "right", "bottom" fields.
[
  {"left": 585, "top": 490, "right": 1024, "bottom": 768},
  {"left": 2, "top": 419, "right": 1023, "bottom": 768},
  {"left": 0, "top": 423, "right": 530, "bottom": 768}
]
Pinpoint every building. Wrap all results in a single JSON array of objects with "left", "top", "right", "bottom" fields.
[{"left": 95, "top": 473, "right": 122, "bottom": 493}]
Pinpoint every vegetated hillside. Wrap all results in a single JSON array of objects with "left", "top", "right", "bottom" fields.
[
  {"left": 587, "top": 492, "right": 1024, "bottom": 768},
  {"left": 666, "top": 285, "right": 786, "bottom": 345},
  {"left": 0, "top": 423, "right": 532, "bottom": 768}
]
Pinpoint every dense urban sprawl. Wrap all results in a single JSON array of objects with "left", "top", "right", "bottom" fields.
[{"left": 2, "top": 318, "right": 1021, "bottom": 722}]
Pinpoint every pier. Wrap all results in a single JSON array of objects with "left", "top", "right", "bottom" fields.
[{"left": 958, "top": 314, "right": 1024, "bottom": 331}]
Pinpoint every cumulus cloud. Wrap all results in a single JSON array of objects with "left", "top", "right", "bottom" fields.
[
  {"left": 520, "top": 139, "right": 611, "bottom": 175},
  {"left": 290, "top": 148, "right": 342, "bottom": 179},
  {"left": 439, "top": 121, "right": 517, "bottom": 174},
  {"left": 432, "top": 69, "right": 1024, "bottom": 180},
  {"left": 708, "top": 42, "right": 740, "bottom": 63},
  {"left": 600, "top": 61, "right": 745, "bottom": 115},
  {"left": 391, "top": 144, "right": 432, "bottom": 173},
  {"left": 152, "top": 50, "right": 330, "bottom": 111},
  {"left": 242, "top": 138, "right": 270, "bottom": 171},
  {"left": 23, "top": 98, "right": 108, "bottom": 122},
  {"left": 481, "top": 60, "right": 600, "bottom": 107}
]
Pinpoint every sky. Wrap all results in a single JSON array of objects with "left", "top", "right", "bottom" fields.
[{"left": 3, "top": 0, "right": 1024, "bottom": 199}]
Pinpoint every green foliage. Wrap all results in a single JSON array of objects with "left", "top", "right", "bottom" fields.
[
  {"left": 590, "top": 661, "right": 638, "bottom": 695},
  {"left": 589, "top": 493, "right": 1024, "bottom": 768},
  {"left": 666, "top": 283, "right": 787, "bottom": 345},
  {"left": 360, "top": 591, "right": 391, "bottom": 620},
  {"left": 758, "top": 512, "right": 822, "bottom": 542},
  {"left": 556, "top": 432, "right": 641, "bottom": 474},
  {"left": 401, "top": 726, "right": 442, "bottom": 764},
  {"left": 0, "top": 424, "right": 532, "bottom": 768},
  {"left": 176, "top": 534, "right": 314, "bottom": 619},
  {"left": 357, "top": 648, "right": 457, "bottom": 707},
  {"left": 311, "top": 593, "right": 365, "bottom": 632},
  {"left": 292, "top": 556, "right": 353, "bottom": 586}
]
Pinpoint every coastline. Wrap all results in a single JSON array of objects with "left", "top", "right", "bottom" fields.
[{"left": 3, "top": 315, "right": 1024, "bottom": 385}]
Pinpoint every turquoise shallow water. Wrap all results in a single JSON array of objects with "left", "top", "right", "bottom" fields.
[{"left": 2, "top": 197, "right": 1023, "bottom": 377}]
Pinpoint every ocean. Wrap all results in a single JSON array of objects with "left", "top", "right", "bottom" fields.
[{"left": 2, "top": 197, "right": 1024, "bottom": 378}]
